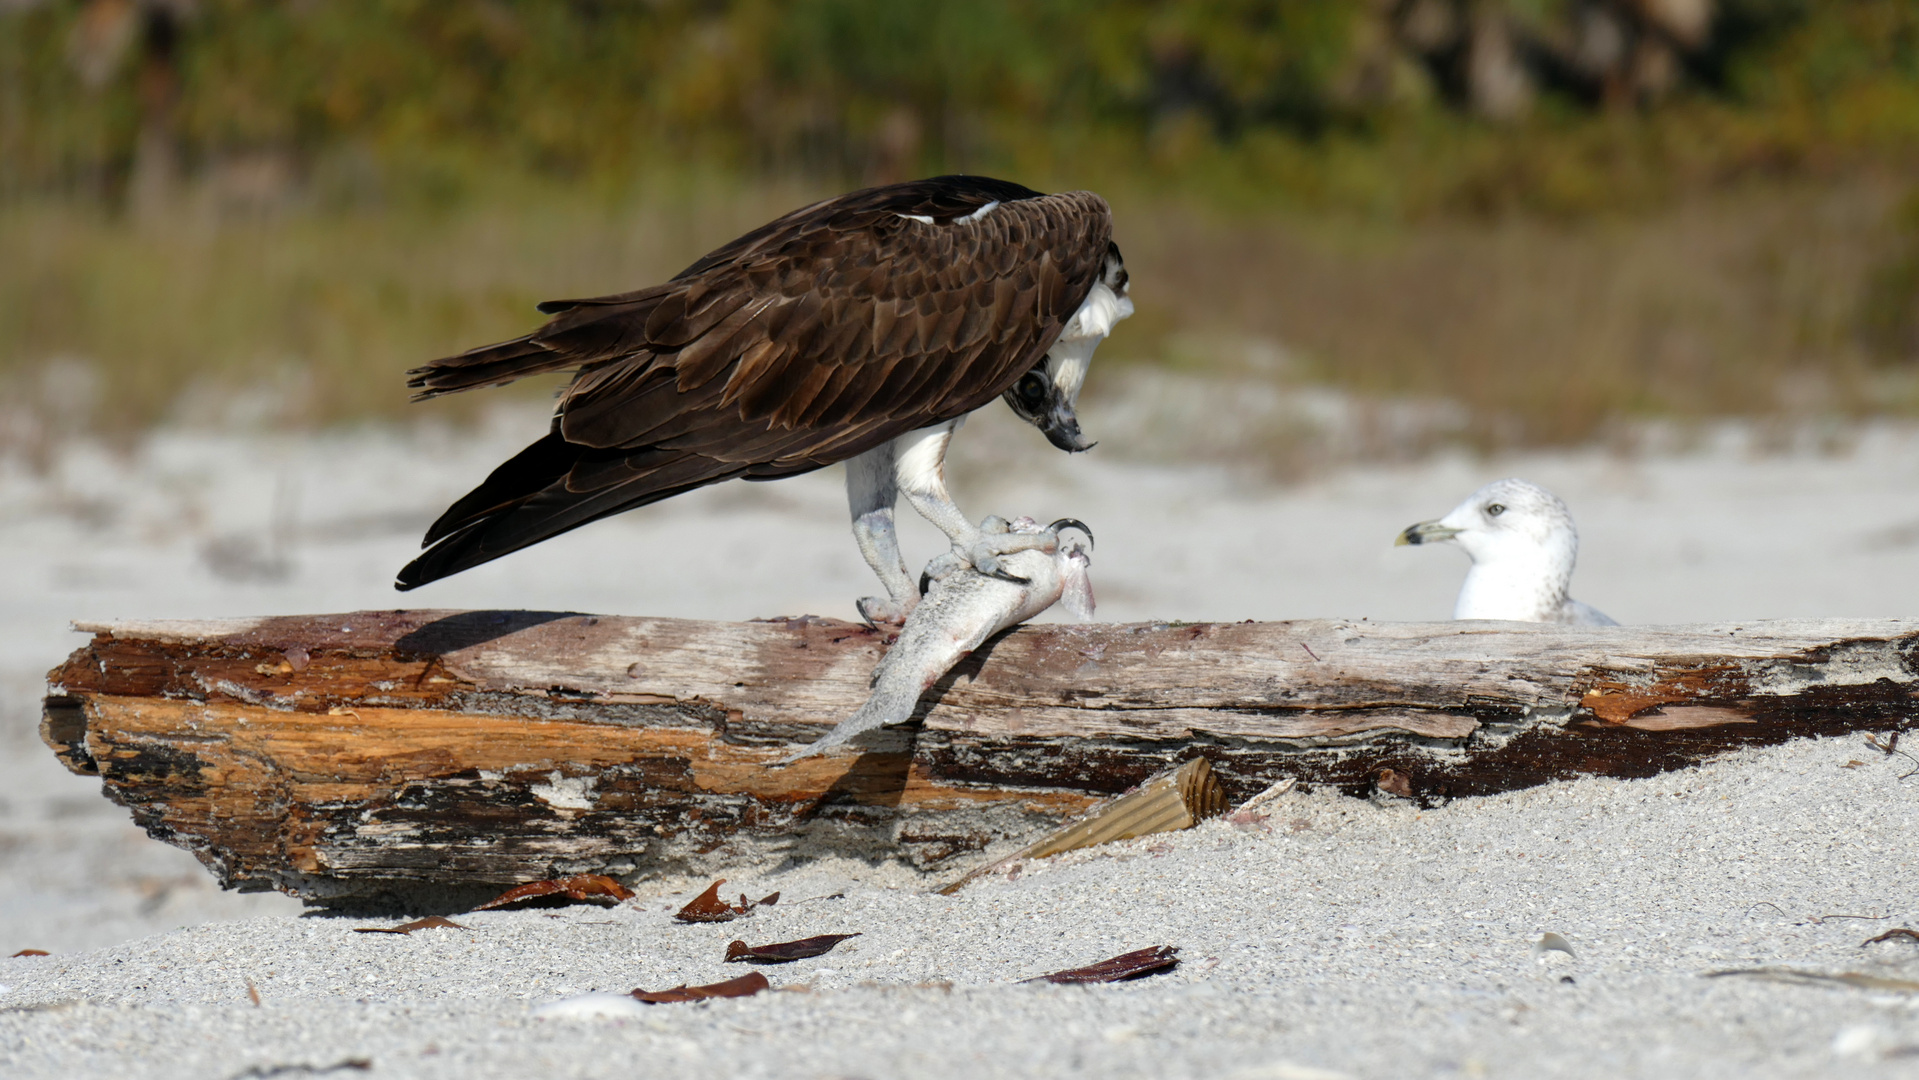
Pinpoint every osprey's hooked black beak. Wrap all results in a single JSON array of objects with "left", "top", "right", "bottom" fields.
[{"left": 1004, "top": 368, "right": 1095, "bottom": 453}]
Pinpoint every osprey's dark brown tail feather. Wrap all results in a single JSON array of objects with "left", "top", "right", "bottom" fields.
[{"left": 404, "top": 336, "right": 573, "bottom": 401}]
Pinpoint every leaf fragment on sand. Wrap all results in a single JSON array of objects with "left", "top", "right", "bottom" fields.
[
  {"left": 353, "top": 915, "right": 470, "bottom": 935},
  {"left": 1864, "top": 928, "right": 1919, "bottom": 946},
  {"left": 472, "top": 874, "right": 635, "bottom": 912},
  {"left": 631, "top": 970, "right": 771, "bottom": 1003},
  {"left": 9, "top": 949, "right": 49, "bottom": 957},
  {"left": 229, "top": 1058, "right": 370, "bottom": 1077},
  {"left": 1376, "top": 768, "right": 1413, "bottom": 798},
  {"left": 674, "top": 879, "right": 778, "bottom": 923},
  {"left": 1021, "top": 945, "right": 1180, "bottom": 985},
  {"left": 1705, "top": 967, "right": 1919, "bottom": 992},
  {"left": 725, "top": 933, "right": 861, "bottom": 963}
]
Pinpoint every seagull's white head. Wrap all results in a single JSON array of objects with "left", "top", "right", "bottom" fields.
[{"left": 1397, "top": 478, "right": 1582, "bottom": 621}]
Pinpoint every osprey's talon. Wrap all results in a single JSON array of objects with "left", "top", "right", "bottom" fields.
[
  {"left": 1046, "top": 518, "right": 1094, "bottom": 548},
  {"left": 947, "top": 515, "right": 1066, "bottom": 586},
  {"left": 976, "top": 553, "right": 1032, "bottom": 586},
  {"left": 918, "top": 552, "right": 973, "bottom": 597},
  {"left": 856, "top": 595, "right": 911, "bottom": 629}
]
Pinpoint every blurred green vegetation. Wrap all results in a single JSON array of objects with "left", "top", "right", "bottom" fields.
[{"left": 2, "top": 0, "right": 1918, "bottom": 447}]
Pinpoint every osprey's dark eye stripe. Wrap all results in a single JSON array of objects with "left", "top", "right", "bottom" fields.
[{"left": 1486, "top": 503, "right": 1506, "bottom": 516}]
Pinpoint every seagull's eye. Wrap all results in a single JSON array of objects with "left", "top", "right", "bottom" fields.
[
  {"left": 1016, "top": 373, "right": 1048, "bottom": 410},
  {"left": 1486, "top": 503, "right": 1506, "bottom": 517}
]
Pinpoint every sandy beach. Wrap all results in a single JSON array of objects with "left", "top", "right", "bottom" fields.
[{"left": 4, "top": 395, "right": 1919, "bottom": 1077}]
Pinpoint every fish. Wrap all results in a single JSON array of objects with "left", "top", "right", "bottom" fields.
[{"left": 780, "top": 517, "right": 1093, "bottom": 762}]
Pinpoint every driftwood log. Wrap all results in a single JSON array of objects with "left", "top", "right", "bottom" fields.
[{"left": 40, "top": 610, "right": 1917, "bottom": 906}]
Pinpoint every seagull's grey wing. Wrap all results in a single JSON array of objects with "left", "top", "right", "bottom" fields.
[
  {"left": 1565, "top": 599, "right": 1618, "bottom": 626},
  {"left": 396, "top": 180, "right": 1111, "bottom": 589}
]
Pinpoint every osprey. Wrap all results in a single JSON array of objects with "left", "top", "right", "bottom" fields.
[{"left": 396, "top": 176, "right": 1132, "bottom": 624}]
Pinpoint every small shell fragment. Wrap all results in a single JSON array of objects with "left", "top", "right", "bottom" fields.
[{"left": 1533, "top": 932, "right": 1577, "bottom": 960}]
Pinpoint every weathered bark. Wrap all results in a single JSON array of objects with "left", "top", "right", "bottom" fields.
[{"left": 40, "top": 610, "right": 1917, "bottom": 907}]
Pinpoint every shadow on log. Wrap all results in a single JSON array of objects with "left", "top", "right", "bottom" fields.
[{"left": 40, "top": 610, "right": 1918, "bottom": 908}]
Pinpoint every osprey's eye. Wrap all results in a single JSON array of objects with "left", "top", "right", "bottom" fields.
[
  {"left": 1486, "top": 503, "right": 1506, "bottom": 517},
  {"left": 1017, "top": 373, "right": 1048, "bottom": 410}
]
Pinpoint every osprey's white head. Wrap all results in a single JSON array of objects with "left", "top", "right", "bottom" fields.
[
  {"left": 1004, "top": 243, "right": 1132, "bottom": 452},
  {"left": 1398, "top": 478, "right": 1611, "bottom": 624}
]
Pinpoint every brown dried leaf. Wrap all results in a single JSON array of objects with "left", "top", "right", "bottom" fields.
[
  {"left": 472, "top": 874, "right": 635, "bottom": 912},
  {"left": 1842, "top": 760, "right": 1867, "bottom": 769},
  {"left": 353, "top": 915, "right": 470, "bottom": 935},
  {"left": 9, "top": 949, "right": 49, "bottom": 957},
  {"left": 1022, "top": 945, "right": 1180, "bottom": 985},
  {"left": 1864, "top": 928, "right": 1919, "bottom": 946},
  {"left": 631, "top": 970, "right": 770, "bottom": 1003},
  {"left": 674, "top": 879, "right": 774, "bottom": 923},
  {"left": 724, "top": 933, "right": 860, "bottom": 963},
  {"left": 1376, "top": 768, "right": 1413, "bottom": 798}
]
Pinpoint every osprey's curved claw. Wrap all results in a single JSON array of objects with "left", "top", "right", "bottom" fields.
[
  {"left": 1046, "top": 518, "right": 1094, "bottom": 548},
  {"left": 969, "top": 549, "right": 1032, "bottom": 586}
]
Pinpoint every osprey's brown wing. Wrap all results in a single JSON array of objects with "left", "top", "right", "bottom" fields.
[{"left": 397, "top": 178, "right": 1111, "bottom": 589}]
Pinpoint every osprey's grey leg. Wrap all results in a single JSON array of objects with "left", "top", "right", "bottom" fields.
[
  {"left": 847, "top": 443, "right": 916, "bottom": 627},
  {"left": 893, "top": 420, "right": 1056, "bottom": 583}
]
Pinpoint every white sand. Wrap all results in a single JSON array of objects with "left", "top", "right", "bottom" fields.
[
  {"left": 3, "top": 738, "right": 1916, "bottom": 1078},
  {"left": 4, "top": 397, "right": 1919, "bottom": 1076}
]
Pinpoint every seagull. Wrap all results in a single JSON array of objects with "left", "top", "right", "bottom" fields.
[
  {"left": 395, "top": 176, "right": 1131, "bottom": 624},
  {"left": 1396, "top": 478, "right": 1617, "bottom": 625}
]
